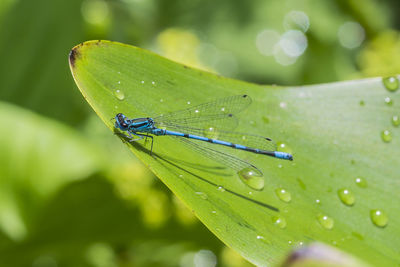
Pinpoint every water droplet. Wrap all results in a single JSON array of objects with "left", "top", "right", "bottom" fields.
[
  {"left": 277, "top": 142, "right": 292, "bottom": 154},
  {"left": 262, "top": 116, "right": 270, "bottom": 124},
  {"left": 195, "top": 192, "right": 208, "bottom": 200},
  {"left": 256, "top": 235, "right": 264, "bottom": 240},
  {"left": 359, "top": 100, "right": 365, "bottom": 106},
  {"left": 151, "top": 81, "right": 156, "bottom": 85},
  {"left": 271, "top": 215, "right": 287, "bottom": 229},
  {"left": 187, "top": 101, "right": 191, "bottom": 105},
  {"left": 159, "top": 99, "right": 164, "bottom": 102},
  {"left": 382, "top": 76, "right": 399, "bottom": 92},
  {"left": 384, "top": 97, "right": 393, "bottom": 106},
  {"left": 315, "top": 199, "right": 321, "bottom": 204},
  {"left": 355, "top": 177, "right": 367, "bottom": 188},
  {"left": 117, "top": 81, "right": 121, "bottom": 84},
  {"left": 370, "top": 209, "right": 388, "bottom": 227},
  {"left": 114, "top": 89, "right": 125, "bottom": 100},
  {"left": 392, "top": 115, "right": 400, "bottom": 127},
  {"left": 279, "top": 102, "right": 287, "bottom": 108},
  {"left": 195, "top": 109, "right": 199, "bottom": 113},
  {"left": 203, "top": 126, "right": 219, "bottom": 139},
  {"left": 237, "top": 167, "right": 264, "bottom": 191},
  {"left": 337, "top": 188, "right": 355, "bottom": 206},
  {"left": 141, "top": 80, "right": 144, "bottom": 84},
  {"left": 381, "top": 130, "right": 392, "bottom": 143},
  {"left": 317, "top": 214, "right": 334, "bottom": 230},
  {"left": 211, "top": 210, "right": 217, "bottom": 214},
  {"left": 275, "top": 188, "right": 291, "bottom": 202},
  {"left": 217, "top": 186, "right": 226, "bottom": 192}
]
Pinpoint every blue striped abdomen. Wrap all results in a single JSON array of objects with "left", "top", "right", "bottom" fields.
[{"left": 163, "top": 130, "right": 292, "bottom": 160}]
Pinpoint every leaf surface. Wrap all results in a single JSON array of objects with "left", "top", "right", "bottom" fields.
[{"left": 69, "top": 40, "right": 399, "bottom": 266}]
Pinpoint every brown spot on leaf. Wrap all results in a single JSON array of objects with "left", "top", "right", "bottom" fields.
[{"left": 69, "top": 46, "right": 81, "bottom": 68}]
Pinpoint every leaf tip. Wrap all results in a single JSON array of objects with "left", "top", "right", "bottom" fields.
[{"left": 69, "top": 43, "right": 83, "bottom": 68}]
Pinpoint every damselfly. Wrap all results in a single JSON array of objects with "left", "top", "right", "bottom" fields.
[{"left": 114, "top": 95, "right": 293, "bottom": 173}]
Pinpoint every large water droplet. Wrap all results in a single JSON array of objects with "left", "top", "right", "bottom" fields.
[
  {"left": 275, "top": 188, "right": 291, "bottom": 202},
  {"left": 317, "top": 214, "right": 334, "bottom": 230},
  {"left": 382, "top": 76, "right": 399, "bottom": 92},
  {"left": 337, "top": 188, "right": 355, "bottom": 206},
  {"left": 370, "top": 209, "right": 388, "bottom": 227},
  {"left": 271, "top": 215, "right": 287, "bottom": 229},
  {"left": 237, "top": 167, "right": 264, "bottom": 191},
  {"left": 114, "top": 89, "right": 125, "bottom": 100},
  {"left": 355, "top": 177, "right": 367, "bottom": 188},
  {"left": 392, "top": 115, "right": 400, "bottom": 127},
  {"left": 381, "top": 130, "right": 392, "bottom": 143},
  {"left": 277, "top": 142, "right": 293, "bottom": 154}
]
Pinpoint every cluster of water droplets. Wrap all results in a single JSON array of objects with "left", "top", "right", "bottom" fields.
[
  {"left": 380, "top": 76, "right": 399, "bottom": 143},
  {"left": 113, "top": 79, "right": 158, "bottom": 103},
  {"left": 111, "top": 76, "right": 393, "bottom": 243}
]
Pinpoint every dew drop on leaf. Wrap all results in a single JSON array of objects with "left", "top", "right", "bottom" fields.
[
  {"left": 384, "top": 97, "right": 393, "bottom": 106},
  {"left": 114, "top": 89, "right": 125, "bottom": 100},
  {"left": 382, "top": 76, "right": 399, "bottom": 92},
  {"left": 392, "top": 115, "right": 399, "bottom": 127},
  {"left": 275, "top": 188, "right": 291, "bottom": 202},
  {"left": 355, "top": 177, "right": 367, "bottom": 188},
  {"left": 237, "top": 167, "right": 264, "bottom": 191},
  {"left": 381, "top": 130, "right": 392, "bottom": 143},
  {"left": 317, "top": 214, "right": 334, "bottom": 230},
  {"left": 195, "top": 192, "right": 208, "bottom": 200},
  {"left": 337, "top": 188, "right": 355, "bottom": 206},
  {"left": 370, "top": 209, "right": 388, "bottom": 227},
  {"left": 217, "top": 186, "right": 226, "bottom": 192},
  {"left": 271, "top": 215, "right": 287, "bottom": 229}
]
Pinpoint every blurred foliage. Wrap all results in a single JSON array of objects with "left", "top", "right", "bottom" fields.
[{"left": 0, "top": 0, "right": 399, "bottom": 266}]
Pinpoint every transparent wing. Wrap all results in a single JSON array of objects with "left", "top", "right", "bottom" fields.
[
  {"left": 177, "top": 138, "right": 256, "bottom": 172},
  {"left": 163, "top": 124, "right": 277, "bottom": 152},
  {"left": 153, "top": 94, "right": 251, "bottom": 130}
]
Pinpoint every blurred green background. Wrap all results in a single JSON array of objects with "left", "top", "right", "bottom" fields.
[{"left": 0, "top": 0, "right": 399, "bottom": 266}]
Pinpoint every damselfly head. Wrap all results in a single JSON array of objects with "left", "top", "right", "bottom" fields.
[{"left": 115, "top": 113, "right": 129, "bottom": 130}]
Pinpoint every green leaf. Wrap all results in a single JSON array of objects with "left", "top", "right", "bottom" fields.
[
  {"left": 0, "top": 102, "right": 103, "bottom": 241},
  {"left": 69, "top": 40, "right": 399, "bottom": 266}
]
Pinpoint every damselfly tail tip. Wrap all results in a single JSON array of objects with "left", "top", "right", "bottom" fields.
[{"left": 274, "top": 151, "right": 293, "bottom": 161}]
